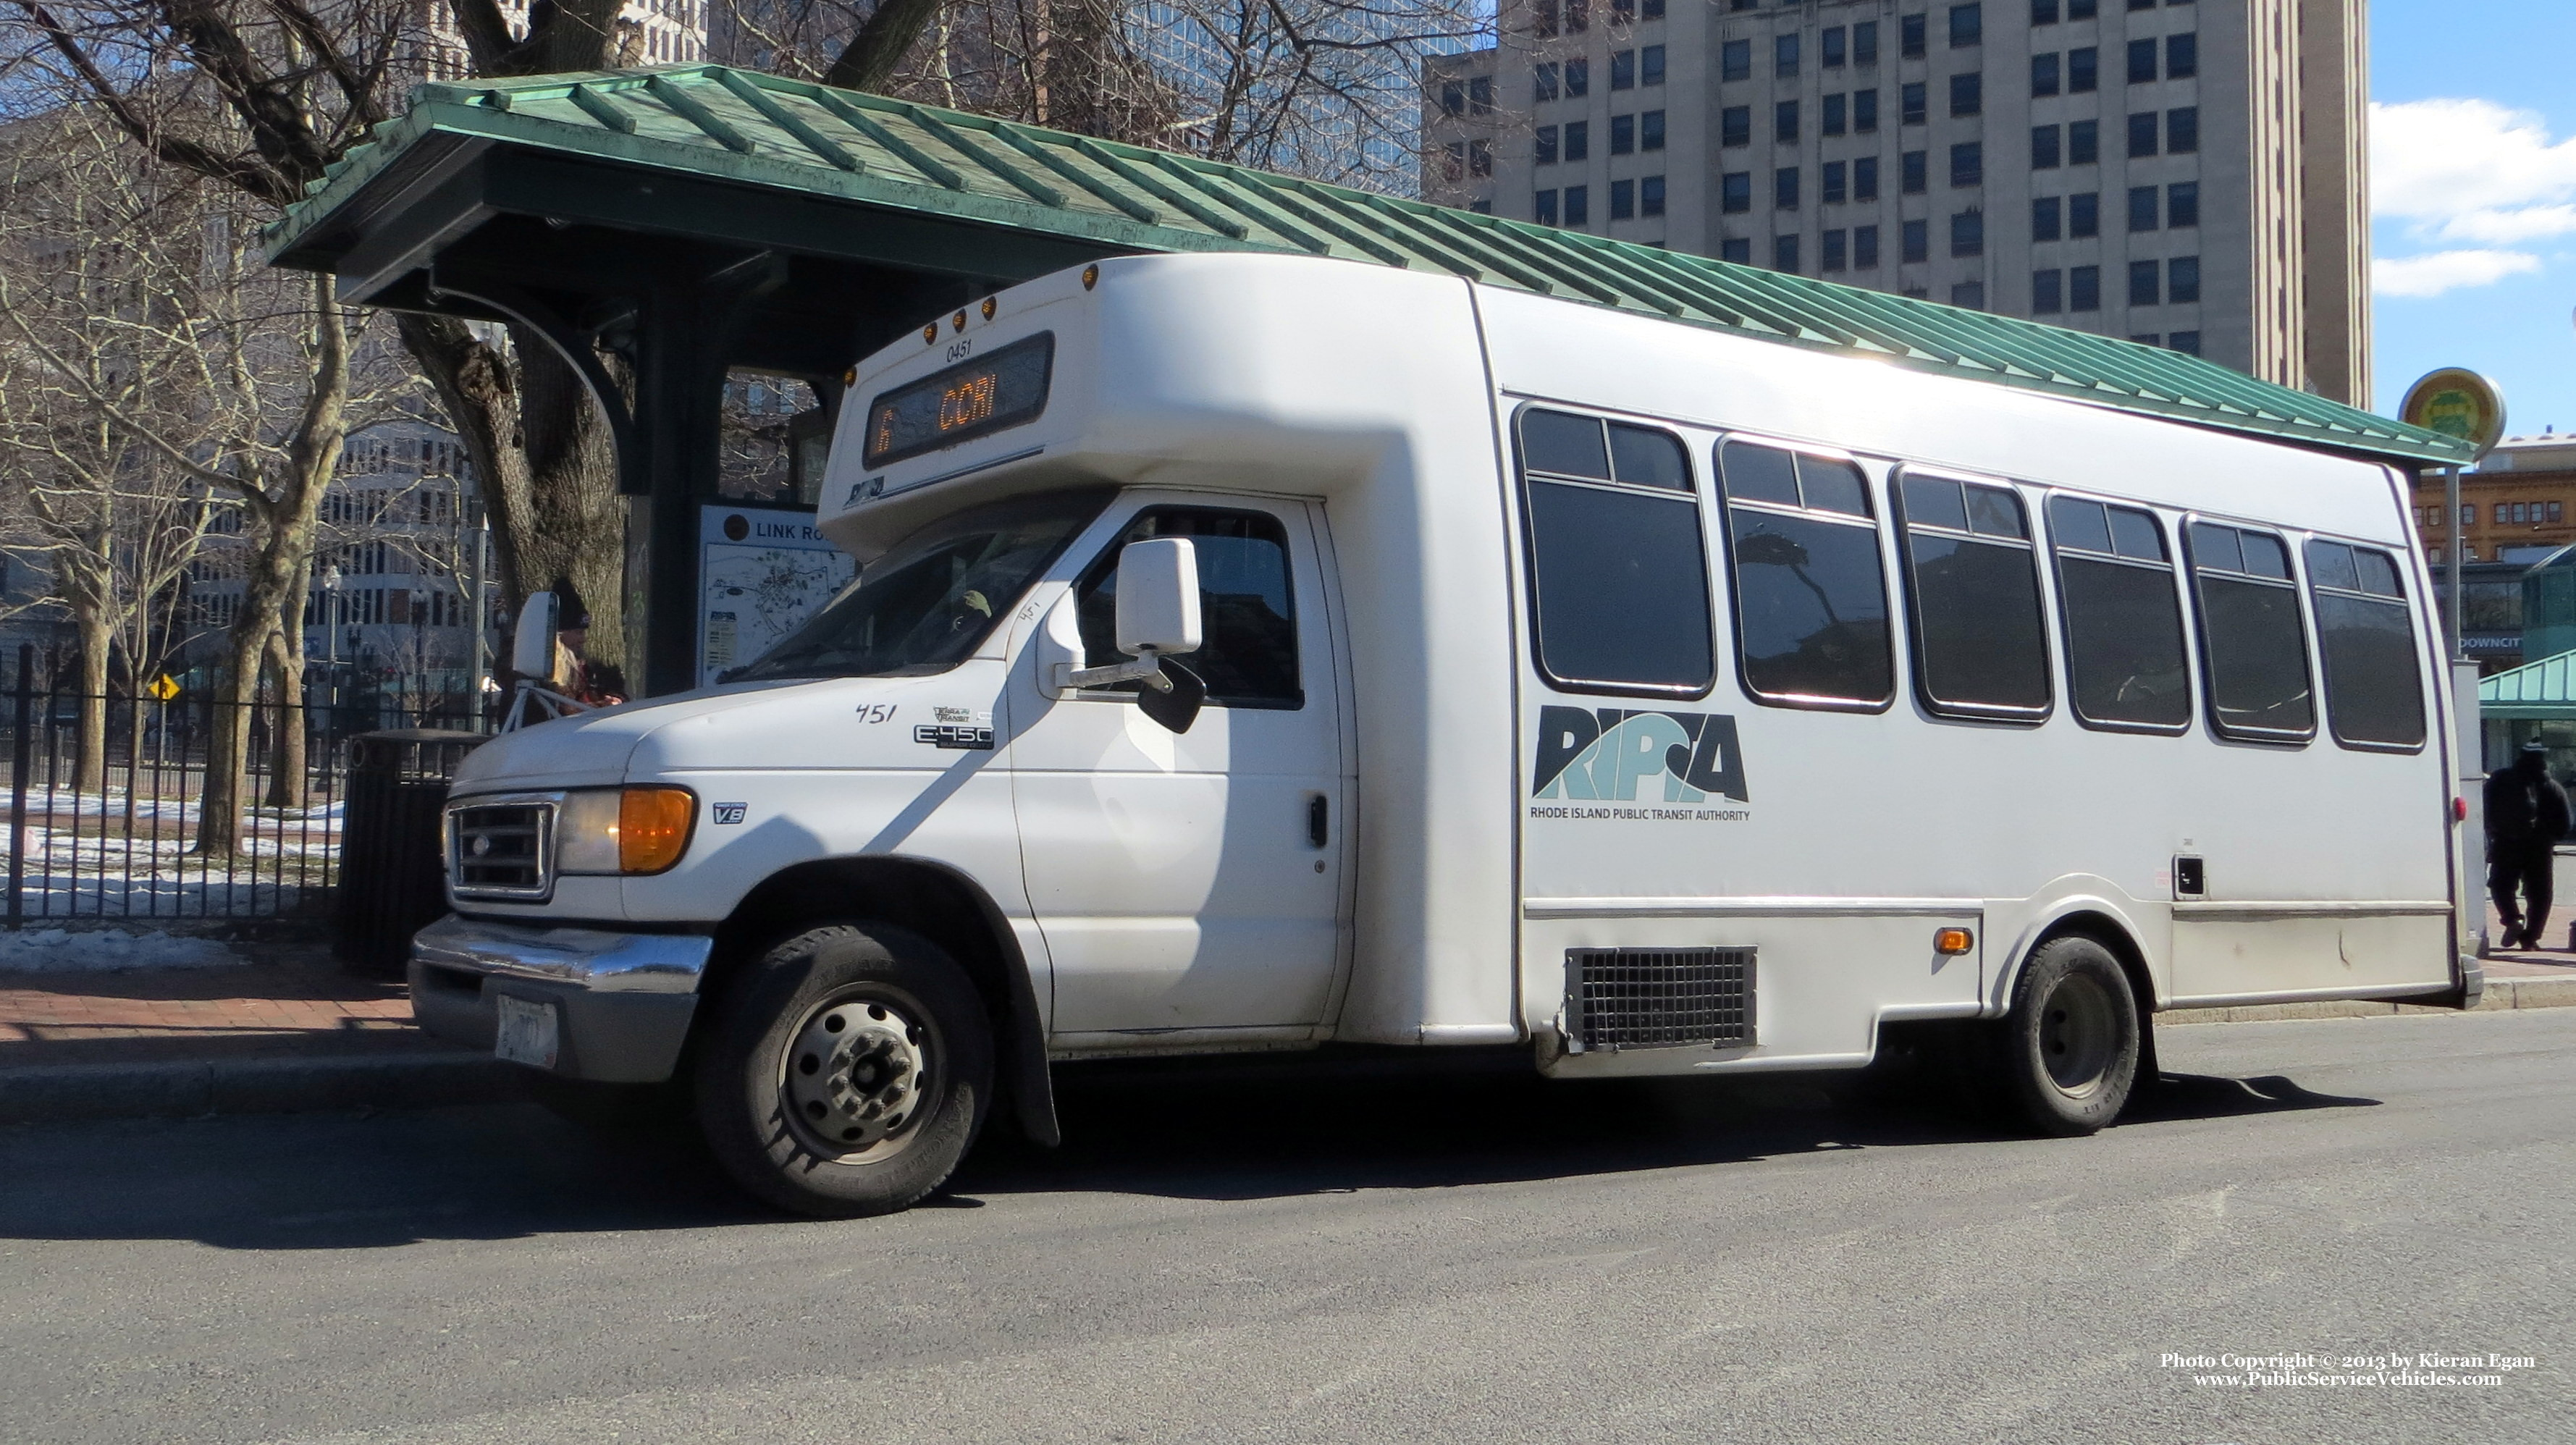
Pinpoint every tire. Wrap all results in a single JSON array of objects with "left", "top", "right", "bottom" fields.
[
  {"left": 693, "top": 922, "right": 993, "bottom": 1218},
  {"left": 1991, "top": 935, "right": 2140, "bottom": 1137}
]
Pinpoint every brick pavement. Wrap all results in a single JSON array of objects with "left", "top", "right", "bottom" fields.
[{"left": 0, "top": 937, "right": 443, "bottom": 1069}]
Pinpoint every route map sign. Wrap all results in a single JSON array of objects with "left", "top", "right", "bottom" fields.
[{"left": 697, "top": 505, "right": 856, "bottom": 688}]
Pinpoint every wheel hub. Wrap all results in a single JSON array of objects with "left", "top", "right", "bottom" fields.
[
  {"left": 2037, "top": 972, "right": 2117, "bottom": 1097},
  {"left": 784, "top": 998, "right": 929, "bottom": 1155}
]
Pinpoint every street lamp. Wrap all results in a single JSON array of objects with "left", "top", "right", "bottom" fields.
[{"left": 321, "top": 564, "right": 343, "bottom": 737}]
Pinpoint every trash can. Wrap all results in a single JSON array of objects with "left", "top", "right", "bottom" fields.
[{"left": 334, "top": 728, "right": 484, "bottom": 977}]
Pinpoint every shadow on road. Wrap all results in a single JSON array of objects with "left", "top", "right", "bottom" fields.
[{"left": 0, "top": 1046, "right": 2378, "bottom": 1247}]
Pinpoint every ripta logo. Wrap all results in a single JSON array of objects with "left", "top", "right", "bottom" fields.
[{"left": 1532, "top": 705, "right": 1748, "bottom": 803}]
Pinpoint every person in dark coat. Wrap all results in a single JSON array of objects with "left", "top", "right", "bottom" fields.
[{"left": 2484, "top": 741, "right": 2571, "bottom": 948}]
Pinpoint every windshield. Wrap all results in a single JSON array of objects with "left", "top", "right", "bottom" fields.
[{"left": 732, "top": 489, "right": 1109, "bottom": 681}]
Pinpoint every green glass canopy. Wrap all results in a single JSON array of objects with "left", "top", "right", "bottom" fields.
[{"left": 267, "top": 64, "right": 2469, "bottom": 469}]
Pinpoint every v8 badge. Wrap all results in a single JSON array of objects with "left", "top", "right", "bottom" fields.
[{"left": 712, "top": 803, "right": 748, "bottom": 825}]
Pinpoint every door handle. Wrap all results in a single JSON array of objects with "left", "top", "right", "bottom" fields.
[{"left": 1307, "top": 792, "right": 1329, "bottom": 848}]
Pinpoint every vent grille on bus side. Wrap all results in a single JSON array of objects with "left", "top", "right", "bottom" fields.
[{"left": 1566, "top": 948, "right": 1756, "bottom": 1050}]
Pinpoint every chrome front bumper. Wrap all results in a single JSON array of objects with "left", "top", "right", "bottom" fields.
[{"left": 408, "top": 915, "right": 713, "bottom": 1082}]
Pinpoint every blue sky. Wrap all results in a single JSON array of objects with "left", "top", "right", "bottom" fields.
[{"left": 2370, "top": 1, "right": 2576, "bottom": 432}]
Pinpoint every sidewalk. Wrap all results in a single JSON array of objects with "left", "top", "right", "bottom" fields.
[{"left": 0, "top": 934, "right": 522, "bottom": 1124}]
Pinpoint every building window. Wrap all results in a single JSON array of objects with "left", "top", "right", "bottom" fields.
[
  {"left": 1904, "top": 217, "right": 1931, "bottom": 262},
  {"left": 1565, "top": 0, "right": 1588, "bottom": 33},
  {"left": 1470, "top": 77, "right": 1492, "bottom": 114},
  {"left": 2068, "top": 0, "right": 2095, "bottom": 15},
  {"left": 1902, "top": 82, "right": 1928, "bottom": 126},
  {"left": 2131, "top": 333, "right": 2163, "bottom": 346},
  {"left": 1951, "top": 280, "right": 1986, "bottom": 308},
  {"left": 1824, "top": 160, "right": 1848, "bottom": 204},
  {"left": 1641, "top": 175, "right": 1665, "bottom": 216},
  {"left": 2033, "top": 268, "right": 2063, "bottom": 313},
  {"left": 1855, "top": 156, "right": 1880, "bottom": 199},
  {"left": 1903, "top": 150, "right": 1928, "bottom": 193},
  {"left": 1951, "top": 3, "right": 1983, "bottom": 47},
  {"left": 1469, "top": 139, "right": 1491, "bottom": 177},
  {"left": 1777, "top": 33, "right": 1801, "bottom": 77},
  {"left": 2168, "top": 180, "right": 2200, "bottom": 227},
  {"left": 2167, "top": 332, "right": 2200, "bottom": 356},
  {"left": 2068, "top": 46, "right": 2097, "bottom": 92},
  {"left": 1611, "top": 49, "right": 1636, "bottom": 90},
  {"left": 1565, "top": 119, "right": 1590, "bottom": 160},
  {"left": 1777, "top": 166, "right": 1801, "bottom": 209},
  {"left": 2032, "top": 195, "right": 2062, "bottom": 240},
  {"left": 2129, "top": 111, "right": 2160, "bottom": 157},
  {"left": 2069, "top": 191, "right": 2100, "bottom": 236},
  {"left": 2068, "top": 118, "right": 2099, "bottom": 164},
  {"left": 1902, "top": 13, "right": 1927, "bottom": 58},
  {"left": 1440, "top": 80, "right": 1465, "bottom": 116},
  {"left": 1723, "top": 106, "right": 1751, "bottom": 148},
  {"left": 1535, "top": 190, "right": 1559, "bottom": 224},
  {"left": 2070, "top": 264, "right": 2100, "bottom": 310},
  {"left": 2032, "top": 52, "right": 2061, "bottom": 96},
  {"left": 2168, "top": 106, "right": 2199, "bottom": 152},
  {"left": 1536, "top": 125, "right": 1559, "bottom": 165},
  {"left": 1722, "top": 38, "right": 1751, "bottom": 82},
  {"left": 1952, "top": 210, "right": 1984, "bottom": 256},
  {"left": 1468, "top": 198, "right": 1493, "bottom": 215},
  {"left": 1824, "top": 228, "right": 1848, "bottom": 271},
  {"left": 2032, "top": 124, "right": 2061, "bottom": 169},
  {"left": 1612, "top": 114, "right": 1636, "bottom": 155},
  {"left": 1641, "top": 110, "right": 1665, "bottom": 150},
  {"left": 1855, "top": 89, "right": 1880, "bottom": 131},
  {"left": 1952, "top": 142, "right": 1983, "bottom": 187},
  {"left": 1824, "top": 25, "right": 1848, "bottom": 67},
  {"left": 1722, "top": 237, "right": 1754, "bottom": 263},
  {"left": 1534, "top": 62, "right": 1559, "bottom": 103},
  {"left": 2169, "top": 255, "right": 2200, "bottom": 303},
  {"left": 1611, "top": 178, "right": 1636, "bottom": 220},
  {"left": 1856, "top": 21, "right": 1880, "bottom": 65},
  {"left": 2127, "top": 37, "right": 2158, "bottom": 84},
  {"left": 1565, "top": 185, "right": 1590, "bottom": 226},
  {"left": 1950, "top": 72, "right": 1983, "bottom": 117},
  {"left": 1642, "top": 45, "right": 1664, "bottom": 85},
  {"left": 1856, "top": 224, "right": 1881, "bottom": 268},
  {"left": 1532, "top": 0, "right": 1556, "bottom": 34},
  {"left": 2129, "top": 185, "right": 2159, "bottom": 231},
  {"left": 2167, "top": 33, "right": 2197, "bottom": 79},
  {"left": 1775, "top": 234, "right": 1802, "bottom": 273},
  {"left": 1777, "top": 99, "right": 1801, "bottom": 142},
  {"left": 2032, "top": 0, "right": 2058, "bottom": 25},
  {"left": 1824, "top": 93, "right": 1848, "bottom": 135},
  {"left": 2129, "top": 258, "right": 2160, "bottom": 306},
  {"left": 1722, "top": 171, "right": 1752, "bottom": 212}
]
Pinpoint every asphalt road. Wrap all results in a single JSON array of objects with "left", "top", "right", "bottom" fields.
[{"left": 1, "top": 1010, "right": 2569, "bottom": 1445}]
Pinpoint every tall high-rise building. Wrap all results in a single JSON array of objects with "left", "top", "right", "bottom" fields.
[{"left": 1425, "top": 0, "right": 2371, "bottom": 406}]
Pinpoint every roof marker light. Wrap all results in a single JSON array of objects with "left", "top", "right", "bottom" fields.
[
  {"left": 920, "top": 323, "right": 937, "bottom": 344},
  {"left": 951, "top": 310, "right": 967, "bottom": 332},
  {"left": 981, "top": 297, "right": 998, "bottom": 321},
  {"left": 1082, "top": 264, "right": 1100, "bottom": 290}
]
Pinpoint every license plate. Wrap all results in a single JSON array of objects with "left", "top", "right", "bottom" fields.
[{"left": 493, "top": 994, "right": 560, "bottom": 1070}]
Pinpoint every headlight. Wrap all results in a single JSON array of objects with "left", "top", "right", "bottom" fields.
[{"left": 555, "top": 786, "right": 697, "bottom": 876}]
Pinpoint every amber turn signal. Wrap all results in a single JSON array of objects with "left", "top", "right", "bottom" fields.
[
  {"left": 1081, "top": 264, "right": 1099, "bottom": 290},
  {"left": 1933, "top": 927, "right": 1974, "bottom": 956},
  {"left": 618, "top": 787, "right": 696, "bottom": 875}
]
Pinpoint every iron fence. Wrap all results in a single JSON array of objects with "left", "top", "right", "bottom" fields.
[{"left": 3, "top": 654, "right": 487, "bottom": 926}]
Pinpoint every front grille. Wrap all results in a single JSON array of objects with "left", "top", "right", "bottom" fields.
[
  {"left": 1566, "top": 947, "right": 1756, "bottom": 1051},
  {"left": 447, "top": 799, "right": 554, "bottom": 899}
]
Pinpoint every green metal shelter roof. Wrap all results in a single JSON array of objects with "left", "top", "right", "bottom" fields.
[
  {"left": 266, "top": 64, "right": 2472, "bottom": 468},
  {"left": 2480, "top": 649, "right": 2576, "bottom": 720}
]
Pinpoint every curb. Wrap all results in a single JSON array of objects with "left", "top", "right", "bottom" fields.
[
  {"left": 2160, "top": 975, "right": 2576, "bottom": 1026},
  {"left": 0, "top": 1050, "right": 530, "bottom": 1126}
]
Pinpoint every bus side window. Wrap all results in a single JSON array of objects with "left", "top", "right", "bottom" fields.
[
  {"left": 2304, "top": 539, "right": 2426, "bottom": 749},
  {"left": 1517, "top": 408, "right": 1714, "bottom": 695},
  {"left": 1717, "top": 439, "right": 1893, "bottom": 708},
  {"left": 2185, "top": 521, "right": 2315, "bottom": 743},
  {"left": 1895, "top": 473, "right": 2051, "bottom": 719},
  {"left": 1074, "top": 507, "right": 1303, "bottom": 708},
  {"left": 2047, "top": 496, "right": 2190, "bottom": 730}
]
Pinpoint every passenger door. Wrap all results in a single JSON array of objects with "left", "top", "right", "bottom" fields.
[{"left": 1006, "top": 496, "right": 1348, "bottom": 1036}]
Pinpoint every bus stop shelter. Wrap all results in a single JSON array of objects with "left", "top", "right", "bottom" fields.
[{"left": 264, "top": 64, "right": 2474, "bottom": 696}]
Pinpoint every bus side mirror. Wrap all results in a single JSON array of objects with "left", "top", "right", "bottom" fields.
[
  {"left": 510, "top": 591, "right": 558, "bottom": 679},
  {"left": 1114, "top": 537, "right": 1202, "bottom": 660}
]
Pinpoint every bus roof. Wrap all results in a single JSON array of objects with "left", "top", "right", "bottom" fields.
[{"left": 268, "top": 64, "right": 2470, "bottom": 469}]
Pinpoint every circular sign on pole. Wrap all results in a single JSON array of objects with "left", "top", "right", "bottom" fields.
[{"left": 2399, "top": 368, "right": 2509, "bottom": 460}]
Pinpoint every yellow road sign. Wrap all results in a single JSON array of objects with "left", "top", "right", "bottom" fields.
[{"left": 147, "top": 674, "right": 179, "bottom": 701}]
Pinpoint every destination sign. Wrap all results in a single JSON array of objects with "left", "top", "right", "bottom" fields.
[{"left": 864, "top": 332, "right": 1054, "bottom": 468}]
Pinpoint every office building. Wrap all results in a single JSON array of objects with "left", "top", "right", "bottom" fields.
[{"left": 1425, "top": 0, "right": 2372, "bottom": 405}]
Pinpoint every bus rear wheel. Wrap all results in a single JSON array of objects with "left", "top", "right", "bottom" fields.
[
  {"left": 1993, "top": 935, "right": 2139, "bottom": 1137},
  {"left": 694, "top": 922, "right": 993, "bottom": 1218}
]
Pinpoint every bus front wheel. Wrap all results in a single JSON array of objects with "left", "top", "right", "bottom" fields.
[{"left": 1992, "top": 935, "right": 2139, "bottom": 1137}]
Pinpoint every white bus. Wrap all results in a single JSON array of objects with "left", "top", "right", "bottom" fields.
[{"left": 414, "top": 253, "right": 2474, "bottom": 1217}]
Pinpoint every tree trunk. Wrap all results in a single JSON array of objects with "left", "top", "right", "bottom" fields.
[
  {"left": 74, "top": 609, "right": 111, "bottom": 796},
  {"left": 262, "top": 624, "right": 308, "bottom": 810}
]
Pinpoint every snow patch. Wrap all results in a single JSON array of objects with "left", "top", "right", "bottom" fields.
[{"left": 0, "top": 927, "right": 243, "bottom": 973}]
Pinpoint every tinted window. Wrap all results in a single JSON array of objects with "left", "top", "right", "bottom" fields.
[
  {"left": 1075, "top": 509, "right": 1301, "bottom": 708},
  {"left": 2047, "top": 496, "right": 2189, "bottom": 728},
  {"left": 2188, "top": 521, "right": 2314, "bottom": 741},
  {"left": 1720, "top": 441, "right": 1893, "bottom": 707},
  {"left": 1520, "top": 410, "right": 1714, "bottom": 693},
  {"left": 2305, "top": 540, "right": 2426, "bottom": 749},
  {"left": 1900, "top": 475, "right": 2050, "bottom": 715}
]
